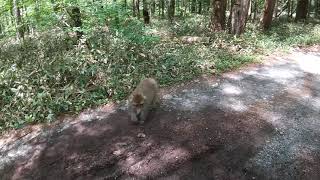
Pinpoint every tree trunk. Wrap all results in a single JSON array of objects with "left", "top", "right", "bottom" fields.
[
  {"left": 133, "top": 0, "right": 136, "bottom": 16},
  {"left": 151, "top": 0, "right": 156, "bottom": 15},
  {"left": 316, "top": 0, "right": 320, "bottom": 17},
  {"left": 198, "top": 0, "right": 202, "bottom": 14},
  {"left": 136, "top": 0, "right": 140, "bottom": 18},
  {"left": 13, "top": 0, "right": 24, "bottom": 40},
  {"left": 273, "top": 0, "right": 278, "bottom": 17},
  {"left": 68, "top": 6, "right": 83, "bottom": 39},
  {"left": 191, "top": 0, "right": 197, "bottom": 12},
  {"left": 185, "top": 0, "right": 188, "bottom": 15},
  {"left": 261, "top": 0, "right": 277, "bottom": 30},
  {"left": 229, "top": 0, "right": 250, "bottom": 36},
  {"left": 124, "top": 0, "right": 127, "bottom": 8},
  {"left": 161, "top": 0, "right": 165, "bottom": 18},
  {"left": 287, "top": 0, "right": 291, "bottom": 18},
  {"left": 211, "top": 0, "right": 227, "bottom": 31},
  {"left": 168, "top": 0, "right": 175, "bottom": 22},
  {"left": 295, "top": 0, "right": 309, "bottom": 21},
  {"left": 0, "top": 24, "right": 3, "bottom": 35},
  {"left": 143, "top": 0, "right": 150, "bottom": 24},
  {"left": 23, "top": 5, "right": 30, "bottom": 35}
]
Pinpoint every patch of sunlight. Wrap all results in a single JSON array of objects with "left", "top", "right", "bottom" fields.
[
  {"left": 262, "top": 68, "right": 300, "bottom": 80},
  {"left": 223, "top": 73, "right": 244, "bottom": 80},
  {"left": 311, "top": 97, "right": 320, "bottom": 110},
  {"left": 126, "top": 145, "right": 190, "bottom": 176},
  {"left": 221, "top": 84, "right": 242, "bottom": 95},
  {"left": 259, "top": 110, "right": 284, "bottom": 128},
  {"left": 11, "top": 144, "right": 45, "bottom": 179},
  {"left": 289, "top": 144, "right": 317, "bottom": 162},
  {"left": 243, "top": 69, "right": 259, "bottom": 75},
  {"left": 73, "top": 122, "right": 113, "bottom": 136},
  {"left": 164, "top": 89, "right": 213, "bottom": 111},
  {"left": 0, "top": 144, "right": 44, "bottom": 171},
  {"left": 180, "top": 94, "right": 211, "bottom": 111},
  {"left": 220, "top": 97, "right": 248, "bottom": 112},
  {"left": 295, "top": 53, "right": 320, "bottom": 74}
]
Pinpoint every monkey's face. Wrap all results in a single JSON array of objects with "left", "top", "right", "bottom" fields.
[
  {"left": 130, "top": 94, "right": 146, "bottom": 117},
  {"left": 132, "top": 102, "right": 144, "bottom": 116}
]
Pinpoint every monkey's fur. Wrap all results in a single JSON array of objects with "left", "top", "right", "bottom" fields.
[{"left": 128, "top": 78, "right": 159, "bottom": 124}]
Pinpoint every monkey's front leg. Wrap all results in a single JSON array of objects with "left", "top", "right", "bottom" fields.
[
  {"left": 131, "top": 113, "right": 139, "bottom": 123},
  {"left": 138, "top": 107, "right": 149, "bottom": 124}
]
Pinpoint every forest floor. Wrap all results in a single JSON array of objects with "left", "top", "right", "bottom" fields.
[{"left": 1, "top": 45, "right": 320, "bottom": 180}]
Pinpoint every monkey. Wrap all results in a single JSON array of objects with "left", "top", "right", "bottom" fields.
[{"left": 128, "top": 78, "right": 159, "bottom": 124}]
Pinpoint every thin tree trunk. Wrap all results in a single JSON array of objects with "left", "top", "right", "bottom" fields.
[
  {"left": 68, "top": 6, "right": 83, "bottom": 39},
  {"left": 295, "top": 0, "right": 309, "bottom": 21},
  {"left": 287, "top": 0, "right": 291, "bottom": 18},
  {"left": 168, "top": 0, "right": 175, "bottom": 22},
  {"left": 229, "top": 0, "right": 250, "bottom": 36},
  {"left": 151, "top": 0, "right": 156, "bottom": 15},
  {"left": 143, "top": 0, "right": 150, "bottom": 24},
  {"left": 161, "top": 0, "right": 165, "bottom": 18},
  {"left": 316, "top": 0, "right": 320, "bottom": 17},
  {"left": 211, "top": 0, "right": 227, "bottom": 31},
  {"left": 136, "top": 0, "right": 140, "bottom": 18},
  {"left": 191, "top": 0, "right": 196, "bottom": 12},
  {"left": 13, "top": 0, "right": 24, "bottom": 40},
  {"left": 273, "top": 0, "right": 278, "bottom": 17},
  {"left": 261, "top": 0, "right": 277, "bottom": 30},
  {"left": 124, "top": 0, "right": 127, "bottom": 8},
  {"left": 133, "top": 0, "right": 136, "bottom": 16},
  {"left": 198, "top": 0, "right": 202, "bottom": 14}
]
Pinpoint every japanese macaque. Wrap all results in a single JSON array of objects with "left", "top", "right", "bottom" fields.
[{"left": 128, "top": 78, "right": 159, "bottom": 124}]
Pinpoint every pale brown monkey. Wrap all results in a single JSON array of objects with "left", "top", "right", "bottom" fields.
[{"left": 128, "top": 78, "right": 159, "bottom": 124}]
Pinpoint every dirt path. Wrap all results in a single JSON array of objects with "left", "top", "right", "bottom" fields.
[{"left": 1, "top": 46, "right": 320, "bottom": 180}]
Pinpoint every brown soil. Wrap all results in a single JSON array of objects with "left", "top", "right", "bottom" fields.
[{"left": 2, "top": 103, "right": 276, "bottom": 180}]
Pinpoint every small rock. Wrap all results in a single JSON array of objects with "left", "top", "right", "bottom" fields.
[
  {"left": 113, "top": 150, "right": 122, "bottom": 156},
  {"left": 119, "top": 105, "right": 127, "bottom": 111},
  {"left": 163, "top": 94, "right": 173, "bottom": 100},
  {"left": 211, "top": 83, "right": 219, "bottom": 88},
  {"left": 137, "top": 133, "right": 146, "bottom": 138}
]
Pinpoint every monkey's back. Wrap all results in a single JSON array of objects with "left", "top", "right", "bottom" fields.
[{"left": 134, "top": 78, "right": 158, "bottom": 103}]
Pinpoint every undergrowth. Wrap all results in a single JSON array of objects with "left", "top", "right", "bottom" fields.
[{"left": 0, "top": 15, "right": 319, "bottom": 131}]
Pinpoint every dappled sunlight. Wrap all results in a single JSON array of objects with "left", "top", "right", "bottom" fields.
[
  {"left": 241, "top": 67, "right": 259, "bottom": 75},
  {"left": 310, "top": 97, "right": 320, "bottom": 110},
  {"left": 0, "top": 144, "right": 33, "bottom": 170},
  {"left": 260, "top": 67, "right": 301, "bottom": 83},
  {"left": 72, "top": 122, "right": 114, "bottom": 136},
  {"left": 290, "top": 144, "right": 318, "bottom": 164},
  {"left": 258, "top": 110, "right": 284, "bottom": 129},
  {"left": 124, "top": 145, "right": 190, "bottom": 177},
  {"left": 295, "top": 52, "right": 320, "bottom": 74},
  {"left": 219, "top": 97, "right": 248, "bottom": 112},
  {"left": 221, "top": 83, "right": 242, "bottom": 95},
  {"left": 223, "top": 73, "right": 244, "bottom": 80},
  {"left": 11, "top": 144, "right": 45, "bottom": 180},
  {"left": 164, "top": 89, "right": 214, "bottom": 111}
]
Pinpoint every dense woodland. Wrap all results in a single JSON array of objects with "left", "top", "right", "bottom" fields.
[{"left": 0, "top": 0, "right": 319, "bottom": 131}]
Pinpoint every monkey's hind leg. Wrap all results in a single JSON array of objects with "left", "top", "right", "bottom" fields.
[
  {"left": 138, "top": 108, "right": 150, "bottom": 124},
  {"left": 152, "top": 94, "right": 160, "bottom": 109}
]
